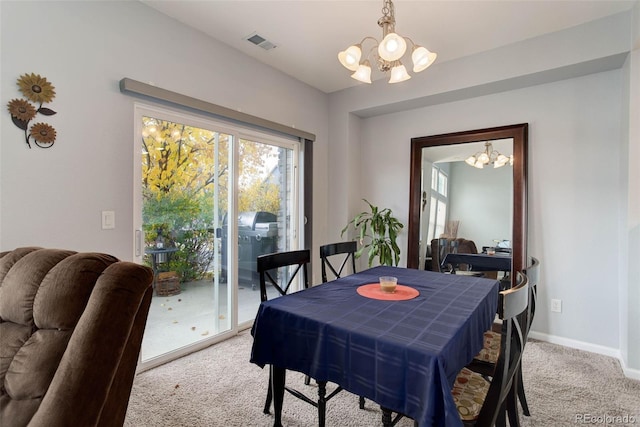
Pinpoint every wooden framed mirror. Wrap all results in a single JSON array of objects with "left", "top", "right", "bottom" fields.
[{"left": 407, "top": 124, "right": 528, "bottom": 276}]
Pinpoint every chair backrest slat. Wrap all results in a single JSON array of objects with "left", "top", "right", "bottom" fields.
[
  {"left": 257, "top": 249, "right": 310, "bottom": 302},
  {"left": 476, "top": 270, "right": 529, "bottom": 426},
  {"left": 523, "top": 256, "right": 540, "bottom": 340}
]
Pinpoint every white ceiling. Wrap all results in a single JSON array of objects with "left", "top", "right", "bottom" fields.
[
  {"left": 142, "top": 0, "right": 635, "bottom": 94},
  {"left": 423, "top": 139, "right": 512, "bottom": 163}
]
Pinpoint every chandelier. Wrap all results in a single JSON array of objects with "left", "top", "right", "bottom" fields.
[
  {"left": 337, "top": 0, "right": 437, "bottom": 84},
  {"left": 464, "top": 142, "right": 513, "bottom": 169}
]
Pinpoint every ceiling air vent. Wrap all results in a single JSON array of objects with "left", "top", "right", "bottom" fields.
[{"left": 245, "top": 32, "right": 277, "bottom": 51}]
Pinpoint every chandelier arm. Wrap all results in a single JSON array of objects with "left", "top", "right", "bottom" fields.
[
  {"left": 365, "top": 45, "right": 378, "bottom": 59},
  {"left": 359, "top": 36, "right": 380, "bottom": 47},
  {"left": 403, "top": 37, "right": 417, "bottom": 49}
]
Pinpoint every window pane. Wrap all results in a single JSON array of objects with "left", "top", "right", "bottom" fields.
[
  {"left": 435, "top": 201, "right": 447, "bottom": 239},
  {"left": 438, "top": 171, "right": 448, "bottom": 195},
  {"left": 428, "top": 196, "right": 437, "bottom": 242},
  {"left": 431, "top": 167, "right": 438, "bottom": 191}
]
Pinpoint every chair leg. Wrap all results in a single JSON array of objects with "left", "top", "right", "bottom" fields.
[
  {"left": 359, "top": 395, "right": 365, "bottom": 409},
  {"left": 318, "top": 381, "right": 327, "bottom": 427},
  {"left": 263, "top": 372, "right": 273, "bottom": 414},
  {"left": 381, "top": 408, "right": 393, "bottom": 427},
  {"left": 496, "top": 402, "right": 507, "bottom": 427},
  {"left": 516, "top": 366, "right": 530, "bottom": 416},
  {"left": 496, "top": 412, "right": 506, "bottom": 427},
  {"left": 507, "top": 382, "right": 521, "bottom": 427},
  {"left": 305, "top": 374, "right": 311, "bottom": 385},
  {"left": 271, "top": 366, "right": 286, "bottom": 427}
]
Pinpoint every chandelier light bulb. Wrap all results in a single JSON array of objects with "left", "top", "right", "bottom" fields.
[
  {"left": 351, "top": 60, "right": 373, "bottom": 84},
  {"left": 412, "top": 46, "right": 437, "bottom": 73},
  {"left": 338, "top": 45, "right": 362, "bottom": 71},
  {"left": 494, "top": 154, "right": 509, "bottom": 168},
  {"left": 389, "top": 63, "right": 411, "bottom": 83},
  {"left": 378, "top": 33, "right": 407, "bottom": 61}
]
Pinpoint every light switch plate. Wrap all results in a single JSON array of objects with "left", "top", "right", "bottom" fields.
[{"left": 102, "top": 211, "right": 115, "bottom": 229}]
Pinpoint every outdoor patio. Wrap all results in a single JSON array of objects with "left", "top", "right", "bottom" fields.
[{"left": 140, "top": 277, "right": 279, "bottom": 360}]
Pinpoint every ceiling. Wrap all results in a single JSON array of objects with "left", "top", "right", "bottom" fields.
[
  {"left": 423, "top": 139, "right": 512, "bottom": 163},
  {"left": 142, "top": 0, "right": 635, "bottom": 94}
]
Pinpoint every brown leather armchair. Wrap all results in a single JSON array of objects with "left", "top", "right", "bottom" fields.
[{"left": 0, "top": 247, "right": 153, "bottom": 427}]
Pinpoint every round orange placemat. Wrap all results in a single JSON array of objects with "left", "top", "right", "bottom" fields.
[{"left": 356, "top": 283, "right": 420, "bottom": 301}]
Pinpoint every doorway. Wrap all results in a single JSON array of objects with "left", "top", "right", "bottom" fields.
[{"left": 133, "top": 104, "right": 300, "bottom": 369}]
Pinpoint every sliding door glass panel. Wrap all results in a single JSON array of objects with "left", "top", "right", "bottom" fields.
[
  {"left": 136, "top": 110, "right": 232, "bottom": 363},
  {"left": 236, "top": 135, "right": 298, "bottom": 326}
]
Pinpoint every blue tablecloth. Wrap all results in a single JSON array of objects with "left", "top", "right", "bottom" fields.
[{"left": 250, "top": 266, "right": 499, "bottom": 427}]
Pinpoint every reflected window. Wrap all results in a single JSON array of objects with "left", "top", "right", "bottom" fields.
[{"left": 428, "top": 165, "right": 448, "bottom": 243}]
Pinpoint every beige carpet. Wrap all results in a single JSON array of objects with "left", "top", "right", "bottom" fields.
[{"left": 124, "top": 331, "right": 640, "bottom": 426}]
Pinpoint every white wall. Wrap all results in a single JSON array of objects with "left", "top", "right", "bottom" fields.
[{"left": 0, "top": 1, "right": 329, "bottom": 269}]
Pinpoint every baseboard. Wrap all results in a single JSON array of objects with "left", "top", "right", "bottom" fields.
[
  {"left": 619, "top": 358, "right": 640, "bottom": 380},
  {"left": 529, "top": 331, "right": 640, "bottom": 380}
]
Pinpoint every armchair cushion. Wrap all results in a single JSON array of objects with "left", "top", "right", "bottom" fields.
[{"left": 0, "top": 247, "right": 153, "bottom": 427}]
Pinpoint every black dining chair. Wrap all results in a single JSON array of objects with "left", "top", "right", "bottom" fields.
[
  {"left": 451, "top": 270, "right": 530, "bottom": 426},
  {"left": 380, "top": 271, "right": 530, "bottom": 427},
  {"left": 515, "top": 257, "right": 540, "bottom": 416},
  {"left": 319, "top": 241, "right": 357, "bottom": 283},
  {"left": 466, "top": 257, "right": 540, "bottom": 421},
  {"left": 318, "top": 241, "right": 366, "bottom": 409},
  {"left": 258, "top": 249, "right": 342, "bottom": 427},
  {"left": 432, "top": 238, "right": 478, "bottom": 272}
]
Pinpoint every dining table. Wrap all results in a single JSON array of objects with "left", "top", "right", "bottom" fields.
[
  {"left": 250, "top": 265, "right": 500, "bottom": 427},
  {"left": 442, "top": 252, "right": 511, "bottom": 273}
]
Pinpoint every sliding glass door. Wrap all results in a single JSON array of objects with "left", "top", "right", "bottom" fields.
[
  {"left": 134, "top": 104, "right": 300, "bottom": 369},
  {"left": 236, "top": 136, "right": 298, "bottom": 324}
]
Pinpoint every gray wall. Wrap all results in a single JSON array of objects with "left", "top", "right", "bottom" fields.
[
  {"left": 448, "top": 161, "right": 513, "bottom": 250},
  {"left": 0, "top": 1, "right": 329, "bottom": 263},
  {"left": 329, "top": 7, "right": 639, "bottom": 376}
]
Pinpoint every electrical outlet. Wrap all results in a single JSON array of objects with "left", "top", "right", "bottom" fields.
[{"left": 551, "top": 299, "right": 562, "bottom": 313}]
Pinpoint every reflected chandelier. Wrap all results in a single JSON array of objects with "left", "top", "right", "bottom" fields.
[
  {"left": 465, "top": 142, "right": 513, "bottom": 169},
  {"left": 338, "top": 0, "right": 437, "bottom": 84}
]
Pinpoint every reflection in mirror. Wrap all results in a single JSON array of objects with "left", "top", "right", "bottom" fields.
[
  {"left": 407, "top": 124, "right": 528, "bottom": 277},
  {"left": 418, "top": 139, "right": 513, "bottom": 270}
]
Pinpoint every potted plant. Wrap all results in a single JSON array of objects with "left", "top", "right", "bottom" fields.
[{"left": 341, "top": 199, "right": 404, "bottom": 267}]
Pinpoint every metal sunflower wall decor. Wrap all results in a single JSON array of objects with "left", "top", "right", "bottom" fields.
[{"left": 7, "top": 73, "right": 57, "bottom": 148}]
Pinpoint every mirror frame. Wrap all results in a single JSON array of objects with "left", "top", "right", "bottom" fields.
[{"left": 407, "top": 123, "right": 528, "bottom": 275}]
